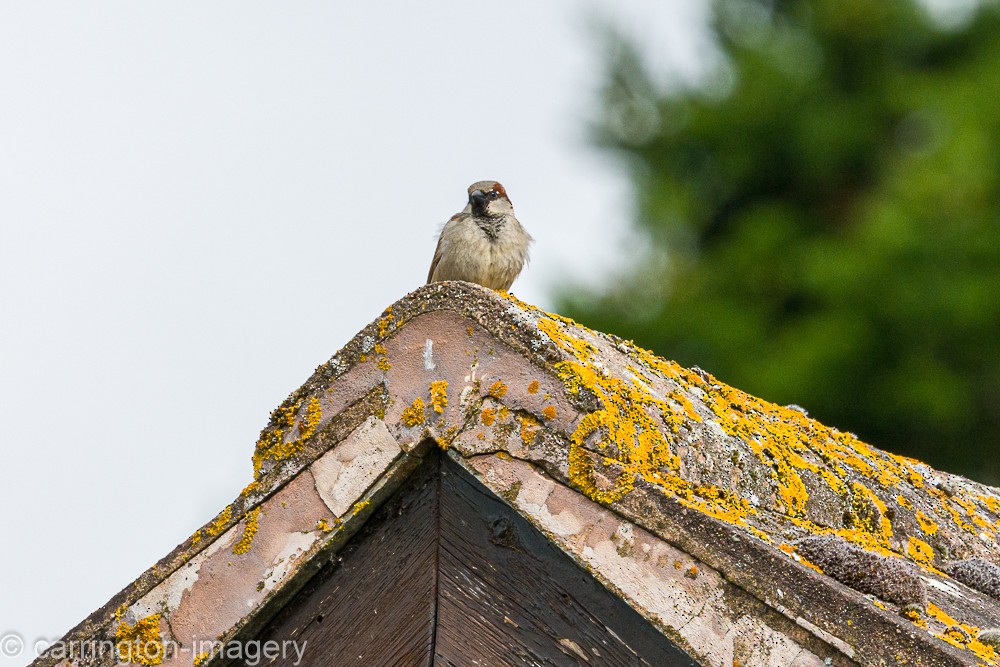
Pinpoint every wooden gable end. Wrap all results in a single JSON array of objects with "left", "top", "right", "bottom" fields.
[{"left": 238, "top": 452, "right": 697, "bottom": 667}]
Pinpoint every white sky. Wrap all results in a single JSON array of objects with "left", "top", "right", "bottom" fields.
[{"left": 0, "top": 2, "right": 712, "bottom": 662}]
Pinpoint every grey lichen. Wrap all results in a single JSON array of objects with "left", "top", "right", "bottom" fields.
[
  {"left": 797, "top": 536, "right": 927, "bottom": 609},
  {"left": 978, "top": 628, "right": 1000, "bottom": 650},
  {"left": 947, "top": 557, "right": 1000, "bottom": 599}
]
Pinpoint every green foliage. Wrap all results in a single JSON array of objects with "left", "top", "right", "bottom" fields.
[{"left": 562, "top": 0, "right": 1000, "bottom": 482}]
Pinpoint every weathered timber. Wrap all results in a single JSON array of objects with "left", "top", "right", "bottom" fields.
[{"left": 243, "top": 453, "right": 694, "bottom": 667}]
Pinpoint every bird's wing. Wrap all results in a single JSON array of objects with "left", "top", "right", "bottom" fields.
[
  {"left": 426, "top": 233, "right": 444, "bottom": 284},
  {"left": 427, "top": 213, "right": 461, "bottom": 283}
]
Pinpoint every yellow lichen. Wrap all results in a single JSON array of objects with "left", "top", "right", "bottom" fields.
[
  {"left": 233, "top": 507, "right": 261, "bottom": 555},
  {"left": 481, "top": 407, "right": 496, "bottom": 426},
  {"left": 115, "top": 614, "right": 164, "bottom": 665},
  {"left": 240, "top": 480, "right": 260, "bottom": 498},
  {"left": 189, "top": 530, "right": 202, "bottom": 545},
  {"left": 316, "top": 518, "right": 336, "bottom": 533},
  {"left": 205, "top": 505, "right": 233, "bottom": 537},
  {"left": 907, "top": 536, "right": 935, "bottom": 566},
  {"left": 252, "top": 396, "right": 322, "bottom": 479},
  {"left": 377, "top": 357, "right": 392, "bottom": 371},
  {"left": 519, "top": 414, "right": 540, "bottom": 445},
  {"left": 926, "top": 603, "right": 996, "bottom": 662},
  {"left": 430, "top": 380, "right": 448, "bottom": 414},
  {"left": 916, "top": 510, "right": 939, "bottom": 535},
  {"left": 377, "top": 306, "right": 394, "bottom": 338},
  {"left": 401, "top": 397, "right": 426, "bottom": 427},
  {"left": 488, "top": 380, "right": 508, "bottom": 398},
  {"left": 353, "top": 499, "right": 371, "bottom": 515}
]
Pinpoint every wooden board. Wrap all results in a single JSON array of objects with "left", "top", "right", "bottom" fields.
[
  {"left": 434, "top": 458, "right": 697, "bottom": 667},
  {"left": 245, "top": 460, "right": 439, "bottom": 666},
  {"left": 243, "top": 452, "right": 696, "bottom": 667}
]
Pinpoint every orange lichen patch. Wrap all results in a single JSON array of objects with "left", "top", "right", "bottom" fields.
[
  {"left": 429, "top": 380, "right": 448, "bottom": 414},
  {"left": 777, "top": 543, "right": 822, "bottom": 572},
  {"left": 233, "top": 507, "right": 261, "bottom": 555},
  {"left": 496, "top": 292, "right": 981, "bottom": 571},
  {"left": 926, "top": 603, "right": 997, "bottom": 663},
  {"left": 519, "top": 414, "right": 540, "bottom": 445},
  {"left": 252, "top": 397, "right": 322, "bottom": 479},
  {"left": 239, "top": 480, "right": 260, "bottom": 499},
  {"left": 746, "top": 526, "right": 773, "bottom": 543},
  {"left": 527, "top": 380, "right": 540, "bottom": 394},
  {"left": 401, "top": 397, "right": 426, "bottom": 427},
  {"left": 845, "top": 483, "right": 894, "bottom": 551},
  {"left": 488, "top": 380, "right": 508, "bottom": 398},
  {"left": 687, "top": 565, "right": 699, "bottom": 577},
  {"left": 541, "top": 405, "right": 557, "bottom": 420},
  {"left": 916, "top": 511, "right": 939, "bottom": 535},
  {"left": 952, "top": 495, "right": 995, "bottom": 531},
  {"left": 115, "top": 614, "right": 164, "bottom": 665},
  {"left": 537, "top": 318, "right": 748, "bottom": 522},
  {"left": 981, "top": 494, "right": 1000, "bottom": 516},
  {"left": 907, "top": 536, "right": 935, "bottom": 567},
  {"left": 205, "top": 505, "right": 233, "bottom": 537},
  {"left": 902, "top": 606, "right": 927, "bottom": 627},
  {"left": 930, "top": 488, "right": 979, "bottom": 535},
  {"left": 481, "top": 407, "right": 496, "bottom": 426},
  {"left": 537, "top": 316, "right": 598, "bottom": 360},
  {"left": 377, "top": 306, "right": 394, "bottom": 338}
]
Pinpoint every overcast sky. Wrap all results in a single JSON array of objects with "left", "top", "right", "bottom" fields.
[{"left": 0, "top": 2, "right": 713, "bottom": 662}]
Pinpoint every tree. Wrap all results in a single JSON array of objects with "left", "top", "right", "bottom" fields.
[{"left": 561, "top": 0, "right": 1000, "bottom": 483}]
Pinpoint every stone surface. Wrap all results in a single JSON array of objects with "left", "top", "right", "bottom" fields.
[
  {"left": 310, "top": 416, "right": 400, "bottom": 517},
  {"left": 462, "top": 452, "right": 836, "bottom": 667},
  {"left": 34, "top": 282, "right": 1000, "bottom": 667}
]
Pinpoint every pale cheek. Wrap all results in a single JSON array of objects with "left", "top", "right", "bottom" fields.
[{"left": 488, "top": 201, "right": 513, "bottom": 216}]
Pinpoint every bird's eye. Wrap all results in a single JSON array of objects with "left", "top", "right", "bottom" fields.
[{"left": 488, "top": 190, "right": 499, "bottom": 199}]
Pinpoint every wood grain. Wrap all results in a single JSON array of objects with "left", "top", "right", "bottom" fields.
[
  {"left": 241, "top": 453, "right": 695, "bottom": 667},
  {"left": 434, "top": 458, "right": 697, "bottom": 667},
  {"left": 245, "top": 460, "right": 439, "bottom": 667}
]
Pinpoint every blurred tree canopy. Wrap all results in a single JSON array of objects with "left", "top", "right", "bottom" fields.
[{"left": 561, "top": 0, "right": 1000, "bottom": 483}]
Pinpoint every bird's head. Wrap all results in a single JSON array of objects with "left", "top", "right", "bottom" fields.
[{"left": 466, "top": 180, "right": 513, "bottom": 218}]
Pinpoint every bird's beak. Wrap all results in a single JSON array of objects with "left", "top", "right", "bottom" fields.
[{"left": 470, "top": 189, "right": 488, "bottom": 215}]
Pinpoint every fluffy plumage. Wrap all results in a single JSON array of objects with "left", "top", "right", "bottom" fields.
[{"left": 427, "top": 181, "right": 532, "bottom": 291}]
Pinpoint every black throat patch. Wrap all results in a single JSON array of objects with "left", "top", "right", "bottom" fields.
[{"left": 475, "top": 216, "right": 503, "bottom": 242}]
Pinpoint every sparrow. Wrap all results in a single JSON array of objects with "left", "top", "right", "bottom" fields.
[{"left": 426, "top": 181, "right": 533, "bottom": 291}]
